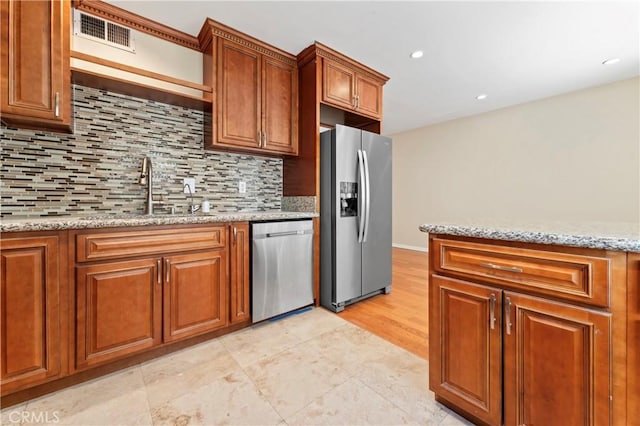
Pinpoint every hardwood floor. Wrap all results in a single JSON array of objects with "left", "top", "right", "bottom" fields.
[{"left": 338, "top": 248, "right": 430, "bottom": 360}]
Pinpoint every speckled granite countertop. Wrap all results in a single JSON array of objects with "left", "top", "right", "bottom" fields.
[
  {"left": 419, "top": 220, "right": 640, "bottom": 252},
  {"left": 0, "top": 211, "right": 318, "bottom": 233}
]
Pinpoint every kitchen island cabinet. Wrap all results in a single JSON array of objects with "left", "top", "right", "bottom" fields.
[
  {"left": 0, "top": 232, "right": 68, "bottom": 395},
  {"left": 422, "top": 222, "right": 638, "bottom": 426},
  {"left": 0, "top": 0, "right": 71, "bottom": 131}
]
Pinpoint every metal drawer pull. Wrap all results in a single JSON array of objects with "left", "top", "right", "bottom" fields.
[
  {"left": 489, "top": 294, "right": 496, "bottom": 330},
  {"left": 480, "top": 262, "right": 523, "bottom": 273},
  {"left": 505, "top": 297, "right": 512, "bottom": 335}
]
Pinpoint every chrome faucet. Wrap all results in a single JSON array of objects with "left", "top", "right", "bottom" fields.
[
  {"left": 140, "top": 156, "right": 154, "bottom": 215},
  {"left": 184, "top": 183, "right": 200, "bottom": 214}
]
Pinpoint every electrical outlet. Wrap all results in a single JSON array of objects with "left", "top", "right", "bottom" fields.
[
  {"left": 183, "top": 178, "right": 196, "bottom": 194},
  {"left": 239, "top": 181, "right": 247, "bottom": 193}
]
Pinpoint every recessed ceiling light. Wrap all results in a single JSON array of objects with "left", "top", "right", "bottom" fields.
[
  {"left": 410, "top": 50, "right": 424, "bottom": 59},
  {"left": 602, "top": 58, "right": 620, "bottom": 65},
  {"left": 476, "top": 94, "right": 488, "bottom": 100}
]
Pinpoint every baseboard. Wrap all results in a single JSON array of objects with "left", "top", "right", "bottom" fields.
[{"left": 392, "top": 243, "right": 428, "bottom": 252}]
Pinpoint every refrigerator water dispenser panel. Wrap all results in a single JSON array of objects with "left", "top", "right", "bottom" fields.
[{"left": 340, "top": 182, "right": 358, "bottom": 217}]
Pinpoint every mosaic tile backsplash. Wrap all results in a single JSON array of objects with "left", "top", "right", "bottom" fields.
[{"left": 1, "top": 85, "right": 282, "bottom": 217}]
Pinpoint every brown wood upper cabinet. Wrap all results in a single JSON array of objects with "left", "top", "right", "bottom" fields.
[
  {"left": 1, "top": 232, "right": 66, "bottom": 395},
  {"left": 1, "top": 0, "right": 71, "bottom": 131},
  {"left": 322, "top": 57, "right": 384, "bottom": 120},
  {"left": 199, "top": 19, "right": 298, "bottom": 156}
]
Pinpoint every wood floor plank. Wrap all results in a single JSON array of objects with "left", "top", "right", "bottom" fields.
[{"left": 338, "top": 248, "right": 430, "bottom": 360}]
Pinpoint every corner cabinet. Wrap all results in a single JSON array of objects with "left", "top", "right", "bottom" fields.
[
  {"left": 0, "top": 0, "right": 71, "bottom": 131},
  {"left": 199, "top": 19, "right": 298, "bottom": 156},
  {"left": 0, "top": 232, "right": 67, "bottom": 395},
  {"left": 429, "top": 235, "right": 628, "bottom": 426}
]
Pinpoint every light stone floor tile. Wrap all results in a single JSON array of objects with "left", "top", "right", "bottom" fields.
[
  {"left": 1, "top": 403, "right": 26, "bottom": 426},
  {"left": 150, "top": 370, "right": 282, "bottom": 426},
  {"left": 278, "top": 307, "right": 350, "bottom": 341},
  {"left": 22, "top": 367, "right": 152, "bottom": 426},
  {"left": 220, "top": 319, "right": 305, "bottom": 368},
  {"left": 303, "top": 323, "right": 404, "bottom": 376},
  {"left": 353, "top": 347, "right": 450, "bottom": 425},
  {"left": 284, "top": 377, "right": 420, "bottom": 425},
  {"left": 439, "top": 409, "right": 476, "bottom": 425},
  {"left": 141, "top": 340, "right": 241, "bottom": 407},
  {"left": 243, "top": 341, "right": 352, "bottom": 419}
]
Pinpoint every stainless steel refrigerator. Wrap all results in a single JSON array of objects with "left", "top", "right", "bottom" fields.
[{"left": 320, "top": 124, "right": 392, "bottom": 312}]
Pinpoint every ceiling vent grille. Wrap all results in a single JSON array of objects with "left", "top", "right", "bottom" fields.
[{"left": 74, "top": 9, "right": 135, "bottom": 52}]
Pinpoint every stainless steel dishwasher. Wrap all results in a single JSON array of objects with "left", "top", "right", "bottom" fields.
[{"left": 252, "top": 220, "right": 314, "bottom": 323}]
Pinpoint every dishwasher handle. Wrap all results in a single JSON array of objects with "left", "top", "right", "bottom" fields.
[{"left": 264, "top": 229, "right": 312, "bottom": 238}]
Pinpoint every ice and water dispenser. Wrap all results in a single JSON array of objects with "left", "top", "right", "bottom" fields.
[{"left": 340, "top": 182, "right": 358, "bottom": 217}]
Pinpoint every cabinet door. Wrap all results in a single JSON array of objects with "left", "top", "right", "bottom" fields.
[
  {"left": 76, "top": 258, "right": 162, "bottom": 369},
  {"left": 0, "top": 0, "right": 70, "bottom": 129},
  {"left": 263, "top": 57, "right": 298, "bottom": 154},
  {"left": 355, "top": 74, "right": 383, "bottom": 120},
  {"left": 628, "top": 253, "right": 640, "bottom": 422},
  {"left": 503, "top": 292, "right": 611, "bottom": 426},
  {"left": 163, "top": 250, "right": 228, "bottom": 342},
  {"left": 322, "top": 58, "right": 355, "bottom": 111},
  {"left": 217, "top": 39, "right": 261, "bottom": 149},
  {"left": 430, "top": 275, "right": 502, "bottom": 426},
  {"left": 1, "top": 236, "right": 61, "bottom": 394},
  {"left": 229, "top": 223, "right": 250, "bottom": 324}
]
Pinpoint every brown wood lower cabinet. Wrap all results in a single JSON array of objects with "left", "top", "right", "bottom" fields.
[
  {"left": 503, "top": 292, "right": 611, "bottom": 426},
  {"left": 76, "top": 258, "right": 162, "bottom": 369},
  {"left": 0, "top": 233, "right": 65, "bottom": 395},
  {"left": 163, "top": 250, "right": 228, "bottom": 342},
  {"left": 429, "top": 235, "right": 626, "bottom": 426},
  {"left": 74, "top": 225, "right": 234, "bottom": 370},
  {"left": 429, "top": 275, "right": 502, "bottom": 426},
  {"left": 431, "top": 274, "right": 612, "bottom": 426},
  {"left": 229, "top": 222, "right": 250, "bottom": 324}
]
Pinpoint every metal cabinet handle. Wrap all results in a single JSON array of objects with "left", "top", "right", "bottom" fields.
[
  {"left": 505, "top": 297, "right": 512, "bottom": 335},
  {"left": 263, "top": 131, "right": 267, "bottom": 147},
  {"left": 355, "top": 95, "right": 360, "bottom": 109},
  {"left": 157, "top": 260, "right": 161, "bottom": 284},
  {"left": 480, "top": 262, "right": 523, "bottom": 273},
  {"left": 54, "top": 92, "right": 60, "bottom": 117},
  {"left": 233, "top": 226, "right": 237, "bottom": 245},
  {"left": 165, "top": 259, "right": 170, "bottom": 283},
  {"left": 489, "top": 294, "right": 496, "bottom": 330}
]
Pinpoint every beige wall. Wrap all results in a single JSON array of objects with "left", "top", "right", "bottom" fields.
[{"left": 391, "top": 77, "right": 640, "bottom": 250}]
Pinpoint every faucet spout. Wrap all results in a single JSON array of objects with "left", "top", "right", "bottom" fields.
[{"left": 184, "top": 183, "right": 200, "bottom": 214}]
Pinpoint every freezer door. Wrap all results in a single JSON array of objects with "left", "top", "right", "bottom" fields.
[
  {"left": 333, "top": 125, "right": 363, "bottom": 303},
  {"left": 361, "top": 130, "right": 392, "bottom": 295}
]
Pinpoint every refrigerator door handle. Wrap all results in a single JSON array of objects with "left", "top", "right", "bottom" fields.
[
  {"left": 362, "top": 149, "right": 371, "bottom": 242},
  {"left": 357, "top": 149, "right": 366, "bottom": 243}
]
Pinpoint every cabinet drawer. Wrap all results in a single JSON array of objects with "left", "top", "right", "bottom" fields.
[
  {"left": 76, "top": 226, "right": 226, "bottom": 262},
  {"left": 432, "top": 238, "right": 610, "bottom": 307}
]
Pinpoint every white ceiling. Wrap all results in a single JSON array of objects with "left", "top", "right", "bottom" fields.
[{"left": 108, "top": 1, "right": 639, "bottom": 135}]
